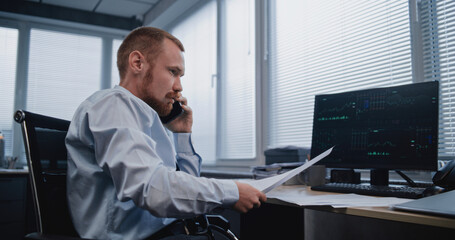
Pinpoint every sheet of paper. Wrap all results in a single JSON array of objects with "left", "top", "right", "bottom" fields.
[
  {"left": 266, "top": 185, "right": 412, "bottom": 207},
  {"left": 241, "top": 147, "right": 333, "bottom": 193}
]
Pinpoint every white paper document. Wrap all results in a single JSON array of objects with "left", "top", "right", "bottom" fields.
[
  {"left": 266, "top": 186, "right": 412, "bottom": 208},
  {"left": 241, "top": 147, "right": 334, "bottom": 193}
]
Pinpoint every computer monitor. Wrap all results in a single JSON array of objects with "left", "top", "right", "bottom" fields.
[{"left": 310, "top": 81, "right": 439, "bottom": 185}]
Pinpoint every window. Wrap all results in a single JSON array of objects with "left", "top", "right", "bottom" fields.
[
  {"left": 162, "top": 0, "right": 455, "bottom": 167},
  {"left": 111, "top": 39, "right": 122, "bottom": 88},
  {"left": 0, "top": 18, "right": 125, "bottom": 166},
  {"left": 171, "top": 0, "right": 218, "bottom": 163},
  {"left": 421, "top": 0, "right": 455, "bottom": 159},
  {"left": 5, "top": 0, "right": 443, "bottom": 168},
  {"left": 218, "top": 0, "right": 256, "bottom": 160},
  {"left": 27, "top": 29, "right": 102, "bottom": 120},
  {"left": 268, "top": 0, "right": 413, "bottom": 149},
  {"left": 170, "top": 0, "right": 256, "bottom": 163},
  {"left": 0, "top": 27, "right": 18, "bottom": 157}
]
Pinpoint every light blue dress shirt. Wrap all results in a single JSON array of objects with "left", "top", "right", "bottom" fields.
[{"left": 66, "top": 86, "right": 239, "bottom": 240}]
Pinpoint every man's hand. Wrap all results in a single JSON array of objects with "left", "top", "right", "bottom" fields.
[
  {"left": 233, "top": 182, "right": 267, "bottom": 213},
  {"left": 164, "top": 96, "right": 193, "bottom": 133}
]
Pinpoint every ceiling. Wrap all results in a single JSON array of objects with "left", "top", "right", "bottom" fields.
[
  {"left": 25, "top": 0, "right": 161, "bottom": 19},
  {"left": 1, "top": 0, "right": 200, "bottom": 30}
]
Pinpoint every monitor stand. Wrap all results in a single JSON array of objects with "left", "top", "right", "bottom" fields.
[
  {"left": 370, "top": 169, "right": 389, "bottom": 186},
  {"left": 329, "top": 169, "right": 361, "bottom": 183}
]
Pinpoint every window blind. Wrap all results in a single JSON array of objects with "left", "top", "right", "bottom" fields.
[
  {"left": 27, "top": 29, "right": 102, "bottom": 120},
  {"left": 0, "top": 27, "right": 18, "bottom": 157},
  {"left": 268, "top": 0, "right": 413, "bottom": 149},
  {"left": 421, "top": 0, "right": 455, "bottom": 158},
  {"left": 111, "top": 39, "right": 122, "bottom": 88},
  {"left": 218, "top": 0, "right": 256, "bottom": 159},
  {"left": 171, "top": 0, "right": 218, "bottom": 163}
]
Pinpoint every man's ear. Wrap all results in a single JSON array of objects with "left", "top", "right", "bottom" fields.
[{"left": 128, "top": 50, "right": 145, "bottom": 74}]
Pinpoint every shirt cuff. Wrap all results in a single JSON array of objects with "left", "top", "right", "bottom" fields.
[
  {"left": 173, "top": 133, "right": 195, "bottom": 153},
  {"left": 217, "top": 179, "right": 240, "bottom": 207}
]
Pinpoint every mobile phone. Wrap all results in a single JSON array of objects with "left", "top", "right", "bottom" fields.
[{"left": 160, "top": 101, "right": 184, "bottom": 124}]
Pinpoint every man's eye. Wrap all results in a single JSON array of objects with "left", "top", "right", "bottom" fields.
[{"left": 169, "top": 69, "right": 176, "bottom": 76}]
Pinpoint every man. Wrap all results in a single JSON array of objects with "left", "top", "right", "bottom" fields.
[{"left": 66, "top": 27, "right": 266, "bottom": 240}]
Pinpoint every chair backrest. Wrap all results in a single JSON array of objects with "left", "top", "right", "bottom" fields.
[{"left": 14, "top": 110, "right": 79, "bottom": 237}]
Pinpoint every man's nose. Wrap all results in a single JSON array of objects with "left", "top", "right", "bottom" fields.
[{"left": 173, "top": 77, "right": 183, "bottom": 92}]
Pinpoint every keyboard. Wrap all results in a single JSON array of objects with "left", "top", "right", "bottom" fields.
[{"left": 311, "top": 183, "right": 426, "bottom": 199}]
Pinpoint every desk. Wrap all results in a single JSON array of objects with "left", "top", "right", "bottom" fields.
[
  {"left": 241, "top": 185, "right": 455, "bottom": 240},
  {"left": 333, "top": 206, "right": 455, "bottom": 229},
  {"left": 0, "top": 169, "right": 35, "bottom": 240}
]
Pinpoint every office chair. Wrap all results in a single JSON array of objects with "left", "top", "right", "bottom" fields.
[
  {"left": 184, "top": 215, "right": 239, "bottom": 240},
  {"left": 14, "top": 110, "right": 83, "bottom": 240},
  {"left": 15, "top": 110, "right": 238, "bottom": 240}
]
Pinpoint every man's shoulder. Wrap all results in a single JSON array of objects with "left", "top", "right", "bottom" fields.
[
  {"left": 88, "top": 87, "right": 125, "bottom": 102},
  {"left": 69, "top": 88, "right": 126, "bottom": 123},
  {"left": 73, "top": 87, "right": 156, "bottom": 125},
  {"left": 81, "top": 87, "right": 137, "bottom": 111}
]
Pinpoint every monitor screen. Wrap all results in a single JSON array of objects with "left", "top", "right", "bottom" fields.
[{"left": 310, "top": 81, "right": 439, "bottom": 171}]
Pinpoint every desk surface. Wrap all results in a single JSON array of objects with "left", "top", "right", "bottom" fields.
[
  {"left": 335, "top": 206, "right": 455, "bottom": 229},
  {"left": 267, "top": 185, "right": 455, "bottom": 229}
]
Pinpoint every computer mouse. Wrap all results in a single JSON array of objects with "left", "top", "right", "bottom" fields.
[{"left": 422, "top": 185, "right": 445, "bottom": 197}]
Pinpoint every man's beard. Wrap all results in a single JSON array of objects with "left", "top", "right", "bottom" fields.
[{"left": 141, "top": 72, "right": 174, "bottom": 117}]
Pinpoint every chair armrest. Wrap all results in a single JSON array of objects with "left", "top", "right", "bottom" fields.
[{"left": 206, "top": 214, "right": 230, "bottom": 231}]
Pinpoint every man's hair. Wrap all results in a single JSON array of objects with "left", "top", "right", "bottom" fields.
[{"left": 117, "top": 27, "right": 184, "bottom": 80}]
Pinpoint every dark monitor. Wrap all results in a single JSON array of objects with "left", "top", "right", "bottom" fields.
[{"left": 310, "top": 82, "right": 439, "bottom": 184}]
